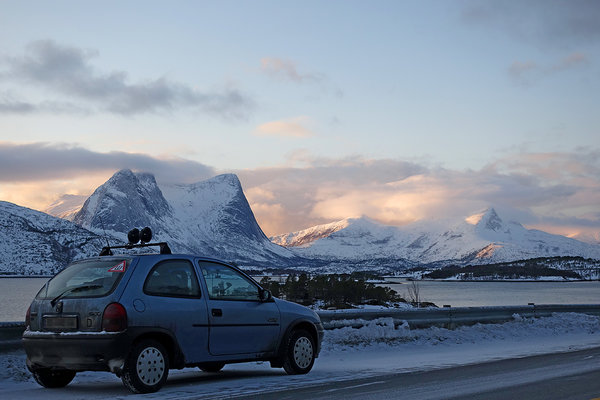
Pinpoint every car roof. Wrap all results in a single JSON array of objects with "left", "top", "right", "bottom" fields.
[{"left": 85, "top": 253, "right": 235, "bottom": 265}]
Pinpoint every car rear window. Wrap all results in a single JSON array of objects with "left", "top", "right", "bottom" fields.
[{"left": 37, "top": 258, "right": 132, "bottom": 300}]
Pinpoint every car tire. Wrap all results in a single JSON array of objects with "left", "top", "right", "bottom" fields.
[
  {"left": 122, "top": 339, "right": 169, "bottom": 393},
  {"left": 32, "top": 368, "right": 76, "bottom": 388},
  {"left": 282, "top": 329, "right": 315, "bottom": 375},
  {"left": 198, "top": 362, "right": 225, "bottom": 373}
]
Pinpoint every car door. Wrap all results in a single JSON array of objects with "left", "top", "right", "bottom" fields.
[
  {"left": 134, "top": 258, "right": 209, "bottom": 363},
  {"left": 197, "top": 261, "right": 280, "bottom": 356}
]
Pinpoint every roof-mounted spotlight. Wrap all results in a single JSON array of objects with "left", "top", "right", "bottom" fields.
[
  {"left": 100, "top": 226, "right": 171, "bottom": 256},
  {"left": 127, "top": 228, "right": 140, "bottom": 244},
  {"left": 140, "top": 227, "right": 152, "bottom": 244}
]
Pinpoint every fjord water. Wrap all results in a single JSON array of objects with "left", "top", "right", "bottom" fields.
[
  {"left": 1, "top": 278, "right": 599, "bottom": 322},
  {"left": 385, "top": 280, "right": 600, "bottom": 308}
]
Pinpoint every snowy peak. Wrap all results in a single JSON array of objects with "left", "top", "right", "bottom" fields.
[
  {"left": 162, "top": 173, "right": 268, "bottom": 243},
  {"left": 271, "top": 216, "right": 388, "bottom": 248},
  {"left": 271, "top": 218, "right": 353, "bottom": 247},
  {"left": 73, "top": 169, "right": 172, "bottom": 235},
  {"left": 480, "top": 208, "right": 503, "bottom": 231},
  {"left": 466, "top": 208, "right": 503, "bottom": 231}
]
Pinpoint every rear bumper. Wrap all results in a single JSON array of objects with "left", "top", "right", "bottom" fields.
[{"left": 22, "top": 329, "right": 131, "bottom": 373}]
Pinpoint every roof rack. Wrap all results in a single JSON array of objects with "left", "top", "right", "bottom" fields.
[{"left": 99, "top": 242, "right": 172, "bottom": 256}]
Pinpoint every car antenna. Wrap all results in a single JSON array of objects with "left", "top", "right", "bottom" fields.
[{"left": 98, "top": 214, "right": 111, "bottom": 248}]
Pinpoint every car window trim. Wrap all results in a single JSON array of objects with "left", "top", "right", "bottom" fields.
[
  {"left": 197, "top": 260, "right": 263, "bottom": 302},
  {"left": 143, "top": 258, "right": 203, "bottom": 299}
]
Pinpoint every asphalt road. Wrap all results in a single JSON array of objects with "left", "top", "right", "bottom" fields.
[{"left": 232, "top": 347, "right": 600, "bottom": 400}]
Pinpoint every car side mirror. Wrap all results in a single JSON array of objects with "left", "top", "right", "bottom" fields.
[{"left": 259, "top": 289, "right": 272, "bottom": 302}]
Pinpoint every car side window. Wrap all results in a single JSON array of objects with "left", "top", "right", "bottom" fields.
[
  {"left": 199, "top": 262, "right": 260, "bottom": 301},
  {"left": 144, "top": 260, "right": 201, "bottom": 298}
]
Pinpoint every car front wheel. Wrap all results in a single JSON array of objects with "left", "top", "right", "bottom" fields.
[
  {"left": 283, "top": 329, "right": 316, "bottom": 374},
  {"left": 32, "top": 368, "right": 76, "bottom": 388},
  {"left": 122, "top": 339, "right": 169, "bottom": 393}
]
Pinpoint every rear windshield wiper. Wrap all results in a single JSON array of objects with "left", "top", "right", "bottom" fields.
[{"left": 50, "top": 285, "right": 103, "bottom": 307}]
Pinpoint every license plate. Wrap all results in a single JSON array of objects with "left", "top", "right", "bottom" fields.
[{"left": 44, "top": 316, "right": 78, "bottom": 330}]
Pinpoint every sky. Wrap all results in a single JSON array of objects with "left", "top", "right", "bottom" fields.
[{"left": 0, "top": 0, "right": 599, "bottom": 241}]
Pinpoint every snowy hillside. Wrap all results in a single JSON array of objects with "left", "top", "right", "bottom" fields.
[
  {"left": 43, "top": 194, "right": 86, "bottom": 221},
  {"left": 0, "top": 201, "right": 102, "bottom": 275},
  {"left": 273, "top": 209, "right": 600, "bottom": 266},
  {"left": 160, "top": 173, "right": 297, "bottom": 263},
  {"left": 271, "top": 218, "right": 353, "bottom": 247},
  {"left": 72, "top": 170, "right": 299, "bottom": 267}
]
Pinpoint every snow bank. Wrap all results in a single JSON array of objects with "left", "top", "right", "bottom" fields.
[{"left": 322, "top": 312, "right": 600, "bottom": 351}]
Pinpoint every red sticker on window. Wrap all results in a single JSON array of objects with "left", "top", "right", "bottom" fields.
[{"left": 108, "top": 261, "right": 127, "bottom": 273}]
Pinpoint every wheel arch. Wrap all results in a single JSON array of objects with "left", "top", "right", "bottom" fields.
[
  {"left": 129, "top": 328, "right": 185, "bottom": 369},
  {"left": 276, "top": 319, "right": 318, "bottom": 361}
]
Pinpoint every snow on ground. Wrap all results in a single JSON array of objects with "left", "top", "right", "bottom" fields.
[{"left": 1, "top": 313, "right": 599, "bottom": 399}]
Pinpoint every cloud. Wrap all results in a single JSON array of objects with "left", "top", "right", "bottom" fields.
[
  {"left": 254, "top": 116, "right": 315, "bottom": 138},
  {"left": 259, "top": 57, "right": 343, "bottom": 97},
  {"left": 462, "top": 0, "right": 600, "bottom": 48},
  {"left": 236, "top": 150, "right": 600, "bottom": 237},
  {"left": 0, "top": 92, "right": 89, "bottom": 114},
  {"left": 260, "top": 57, "right": 324, "bottom": 84},
  {"left": 1, "top": 40, "right": 253, "bottom": 118},
  {"left": 508, "top": 53, "right": 590, "bottom": 85},
  {"left": 0, "top": 142, "right": 215, "bottom": 184},
  {"left": 551, "top": 52, "right": 589, "bottom": 71}
]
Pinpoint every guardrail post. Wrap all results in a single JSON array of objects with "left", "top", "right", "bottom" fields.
[{"left": 443, "top": 305, "right": 453, "bottom": 329}]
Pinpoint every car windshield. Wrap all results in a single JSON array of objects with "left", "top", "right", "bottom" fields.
[{"left": 37, "top": 258, "right": 132, "bottom": 300}]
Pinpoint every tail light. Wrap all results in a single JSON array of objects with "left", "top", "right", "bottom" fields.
[
  {"left": 102, "top": 303, "right": 127, "bottom": 332},
  {"left": 25, "top": 305, "right": 31, "bottom": 328}
]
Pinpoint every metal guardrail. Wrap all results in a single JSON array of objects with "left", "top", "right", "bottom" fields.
[
  {"left": 0, "top": 321, "right": 26, "bottom": 351},
  {"left": 317, "top": 304, "right": 600, "bottom": 329},
  {"left": 2, "top": 304, "right": 599, "bottom": 352}
]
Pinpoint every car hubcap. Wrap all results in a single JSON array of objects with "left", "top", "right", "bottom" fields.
[
  {"left": 136, "top": 347, "right": 165, "bottom": 386},
  {"left": 293, "top": 337, "right": 313, "bottom": 369}
]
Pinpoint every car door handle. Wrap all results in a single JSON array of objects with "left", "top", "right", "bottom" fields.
[{"left": 211, "top": 308, "right": 223, "bottom": 317}]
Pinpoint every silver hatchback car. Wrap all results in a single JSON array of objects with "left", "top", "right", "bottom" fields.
[{"left": 23, "top": 235, "right": 324, "bottom": 393}]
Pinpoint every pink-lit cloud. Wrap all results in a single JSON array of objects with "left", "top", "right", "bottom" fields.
[
  {"left": 239, "top": 150, "right": 600, "bottom": 239},
  {"left": 253, "top": 116, "right": 315, "bottom": 138}
]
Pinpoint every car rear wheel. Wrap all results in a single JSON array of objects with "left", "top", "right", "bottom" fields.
[
  {"left": 122, "top": 339, "right": 169, "bottom": 393},
  {"left": 32, "top": 368, "right": 76, "bottom": 388},
  {"left": 283, "top": 329, "right": 315, "bottom": 374},
  {"left": 198, "top": 362, "right": 225, "bottom": 373}
]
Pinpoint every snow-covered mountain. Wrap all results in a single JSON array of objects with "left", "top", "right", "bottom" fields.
[
  {"left": 271, "top": 218, "right": 353, "bottom": 247},
  {"left": 5, "top": 168, "right": 598, "bottom": 275},
  {"left": 272, "top": 209, "right": 600, "bottom": 265},
  {"left": 72, "top": 169, "right": 298, "bottom": 267},
  {"left": 73, "top": 170, "right": 173, "bottom": 241},
  {"left": 43, "top": 194, "right": 86, "bottom": 221},
  {"left": 0, "top": 201, "right": 103, "bottom": 275}
]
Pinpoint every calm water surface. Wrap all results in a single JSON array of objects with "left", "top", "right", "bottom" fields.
[
  {"left": 0, "top": 277, "right": 599, "bottom": 322},
  {"left": 386, "top": 280, "right": 600, "bottom": 307},
  {"left": 0, "top": 277, "right": 48, "bottom": 322}
]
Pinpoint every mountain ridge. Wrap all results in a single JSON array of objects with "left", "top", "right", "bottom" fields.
[
  {"left": 0, "top": 200, "right": 103, "bottom": 275},
  {"left": 271, "top": 208, "right": 600, "bottom": 265}
]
